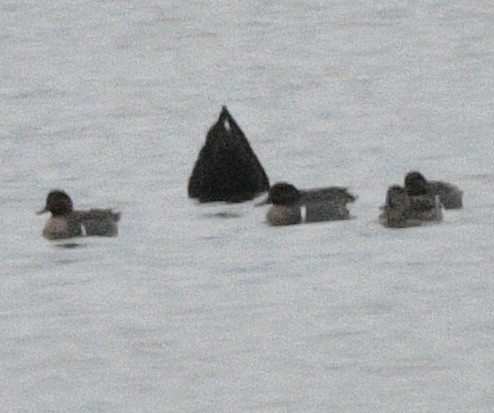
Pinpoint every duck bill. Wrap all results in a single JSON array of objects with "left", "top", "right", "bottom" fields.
[{"left": 36, "top": 207, "right": 48, "bottom": 215}]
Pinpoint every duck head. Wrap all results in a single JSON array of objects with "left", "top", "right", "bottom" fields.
[
  {"left": 257, "top": 182, "right": 301, "bottom": 206},
  {"left": 405, "top": 171, "right": 429, "bottom": 195},
  {"left": 37, "top": 190, "right": 74, "bottom": 216}
]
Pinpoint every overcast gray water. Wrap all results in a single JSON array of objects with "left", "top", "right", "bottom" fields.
[{"left": 1, "top": 1, "right": 493, "bottom": 411}]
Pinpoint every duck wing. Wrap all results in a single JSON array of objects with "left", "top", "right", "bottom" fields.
[
  {"left": 73, "top": 209, "right": 120, "bottom": 236},
  {"left": 299, "top": 187, "right": 356, "bottom": 204},
  {"left": 428, "top": 180, "right": 463, "bottom": 209}
]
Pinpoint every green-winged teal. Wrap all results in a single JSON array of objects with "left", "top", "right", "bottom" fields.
[
  {"left": 37, "top": 190, "right": 120, "bottom": 240},
  {"left": 258, "top": 182, "right": 356, "bottom": 226}
]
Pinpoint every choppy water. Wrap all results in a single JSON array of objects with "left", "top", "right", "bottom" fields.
[{"left": 1, "top": 1, "right": 493, "bottom": 412}]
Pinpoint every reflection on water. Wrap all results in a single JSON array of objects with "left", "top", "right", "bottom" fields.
[{"left": 54, "top": 242, "right": 86, "bottom": 250}]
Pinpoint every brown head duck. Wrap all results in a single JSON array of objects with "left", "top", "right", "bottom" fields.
[
  {"left": 258, "top": 182, "right": 356, "bottom": 226},
  {"left": 405, "top": 171, "right": 463, "bottom": 209},
  {"left": 37, "top": 190, "right": 120, "bottom": 240}
]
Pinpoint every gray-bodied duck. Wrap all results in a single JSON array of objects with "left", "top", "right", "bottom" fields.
[
  {"left": 259, "top": 182, "right": 356, "bottom": 226},
  {"left": 37, "top": 190, "right": 121, "bottom": 240},
  {"left": 405, "top": 171, "right": 463, "bottom": 209},
  {"left": 379, "top": 184, "right": 443, "bottom": 228}
]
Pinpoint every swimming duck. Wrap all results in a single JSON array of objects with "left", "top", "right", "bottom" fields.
[
  {"left": 37, "top": 190, "right": 121, "bottom": 240},
  {"left": 405, "top": 171, "right": 463, "bottom": 209},
  {"left": 188, "top": 106, "right": 270, "bottom": 203},
  {"left": 379, "top": 184, "right": 443, "bottom": 228},
  {"left": 258, "top": 182, "right": 356, "bottom": 226}
]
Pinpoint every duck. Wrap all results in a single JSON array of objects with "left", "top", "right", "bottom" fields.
[
  {"left": 37, "top": 190, "right": 121, "bottom": 240},
  {"left": 188, "top": 106, "right": 270, "bottom": 203},
  {"left": 405, "top": 171, "right": 463, "bottom": 209},
  {"left": 379, "top": 184, "right": 443, "bottom": 228},
  {"left": 258, "top": 182, "right": 356, "bottom": 226}
]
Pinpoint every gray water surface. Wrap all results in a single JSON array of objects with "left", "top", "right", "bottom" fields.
[{"left": 1, "top": 1, "right": 493, "bottom": 412}]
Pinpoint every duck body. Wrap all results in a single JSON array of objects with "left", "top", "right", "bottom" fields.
[
  {"left": 379, "top": 184, "right": 443, "bottom": 228},
  {"left": 73, "top": 209, "right": 120, "bottom": 237},
  {"left": 38, "top": 190, "right": 120, "bottom": 240},
  {"left": 266, "top": 205, "right": 302, "bottom": 226},
  {"left": 300, "top": 187, "right": 356, "bottom": 222},
  {"left": 260, "top": 182, "right": 356, "bottom": 226}
]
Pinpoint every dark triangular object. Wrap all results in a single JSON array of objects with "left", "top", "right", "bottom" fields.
[{"left": 188, "top": 106, "right": 270, "bottom": 203}]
